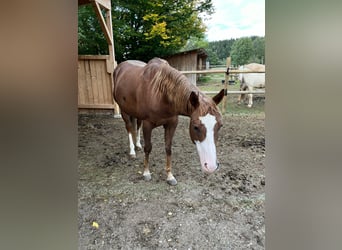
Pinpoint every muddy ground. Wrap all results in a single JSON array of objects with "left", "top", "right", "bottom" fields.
[{"left": 78, "top": 111, "right": 265, "bottom": 249}]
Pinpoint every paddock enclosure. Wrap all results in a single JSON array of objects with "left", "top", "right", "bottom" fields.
[
  {"left": 78, "top": 1, "right": 265, "bottom": 248},
  {"left": 78, "top": 113, "right": 265, "bottom": 249}
]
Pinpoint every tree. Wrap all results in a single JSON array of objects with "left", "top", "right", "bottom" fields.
[
  {"left": 252, "top": 36, "right": 265, "bottom": 64},
  {"left": 78, "top": 0, "right": 214, "bottom": 62},
  {"left": 113, "top": 0, "right": 213, "bottom": 62},
  {"left": 78, "top": 5, "right": 108, "bottom": 55},
  {"left": 230, "top": 37, "right": 254, "bottom": 66},
  {"left": 207, "top": 38, "right": 236, "bottom": 65},
  {"left": 182, "top": 36, "right": 209, "bottom": 51}
]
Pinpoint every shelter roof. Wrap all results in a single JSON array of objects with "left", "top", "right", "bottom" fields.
[
  {"left": 164, "top": 48, "right": 208, "bottom": 59},
  {"left": 78, "top": 0, "right": 92, "bottom": 5},
  {"left": 78, "top": 0, "right": 111, "bottom": 9}
]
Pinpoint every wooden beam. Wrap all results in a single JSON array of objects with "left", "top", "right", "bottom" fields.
[
  {"left": 95, "top": 0, "right": 111, "bottom": 9},
  {"left": 204, "top": 90, "right": 265, "bottom": 95},
  {"left": 222, "top": 57, "right": 231, "bottom": 113},
  {"left": 180, "top": 69, "right": 265, "bottom": 74},
  {"left": 78, "top": 104, "right": 115, "bottom": 109},
  {"left": 105, "top": 5, "right": 115, "bottom": 73},
  {"left": 78, "top": 55, "right": 109, "bottom": 60},
  {"left": 78, "top": 0, "right": 110, "bottom": 9},
  {"left": 92, "top": 2, "right": 113, "bottom": 45}
]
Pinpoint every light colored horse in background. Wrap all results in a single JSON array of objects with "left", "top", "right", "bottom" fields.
[{"left": 237, "top": 63, "right": 265, "bottom": 108}]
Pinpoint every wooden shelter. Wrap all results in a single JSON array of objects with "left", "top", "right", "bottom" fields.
[
  {"left": 78, "top": 0, "right": 119, "bottom": 114},
  {"left": 163, "top": 48, "right": 208, "bottom": 85}
]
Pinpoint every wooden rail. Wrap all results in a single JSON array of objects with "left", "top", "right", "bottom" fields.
[
  {"left": 180, "top": 69, "right": 265, "bottom": 74},
  {"left": 181, "top": 57, "right": 266, "bottom": 111},
  {"left": 204, "top": 90, "right": 265, "bottom": 95}
]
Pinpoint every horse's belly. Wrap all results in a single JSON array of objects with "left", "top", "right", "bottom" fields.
[
  {"left": 254, "top": 82, "right": 265, "bottom": 88},
  {"left": 244, "top": 74, "right": 265, "bottom": 88}
]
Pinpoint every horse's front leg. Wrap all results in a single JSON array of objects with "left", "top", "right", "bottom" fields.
[
  {"left": 142, "top": 121, "right": 153, "bottom": 181},
  {"left": 247, "top": 86, "right": 254, "bottom": 108},
  {"left": 237, "top": 93, "right": 243, "bottom": 105},
  {"left": 164, "top": 117, "right": 178, "bottom": 186},
  {"left": 121, "top": 112, "right": 137, "bottom": 158}
]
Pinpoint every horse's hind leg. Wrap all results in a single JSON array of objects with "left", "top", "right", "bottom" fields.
[
  {"left": 135, "top": 119, "right": 142, "bottom": 150},
  {"left": 163, "top": 117, "right": 178, "bottom": 186},
  {"left": 247, "top": 94, "right": 253, "bottom": 108},
  {"left": 121, "top": 112, "right": 137, "bottom": 158},
  {"left": 247, "top": 87, "right": 254, "bottom": 108},
  {"left": 142, "top": 120, "right": 153, "bottom": 181}
]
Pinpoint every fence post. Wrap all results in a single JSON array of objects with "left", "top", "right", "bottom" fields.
[{"left": 222, "top": 57, "right": 231, "bottom": 113}]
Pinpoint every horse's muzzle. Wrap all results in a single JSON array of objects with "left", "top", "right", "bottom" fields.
[{"left": 203, "top": 162, "right": 220, "bottom": 174}]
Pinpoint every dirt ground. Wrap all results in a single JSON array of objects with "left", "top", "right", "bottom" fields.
[{"left": 78, "top": 111, "right": 265, "bottom": 249}]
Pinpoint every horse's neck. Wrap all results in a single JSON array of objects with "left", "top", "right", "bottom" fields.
[
  {"left": 152, "top": 68, "right": 201, "bottom": 116},
  {"left": 161, "top": 84, "right": 195, "bottom": 116}
]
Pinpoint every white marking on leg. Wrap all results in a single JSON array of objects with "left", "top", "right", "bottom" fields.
[
  {"left": 194, "top": 114, "right": 218, "bottom": 173},
  {"left": 166, "top": 172, "right": 177, "bottom": 185},
  {"left": 143, "top": 169, "right": 151, "bottom": 181},
  {"left": 248, "top": 93, "right": 253, "bottom": 108},
  {"left": 128, "top": 133, "right": 136, "bottom": 157},
  {"left": 248, "top": 87, "right": 253, "bottom": 108},
  {"left": 136, "top": 127, "right": 142, "bottom": 149}
]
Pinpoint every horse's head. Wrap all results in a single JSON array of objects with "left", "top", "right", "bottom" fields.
[{"left": 188, "top": 89, "right": 225, "bottom": 174}]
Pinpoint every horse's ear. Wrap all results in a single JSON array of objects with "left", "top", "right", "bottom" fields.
[
  {"left": 213, "top": 89, "right": 225, "bottom": 105},
  {"left": 189, "top": 91, "right": 200, "bottom": 109}
]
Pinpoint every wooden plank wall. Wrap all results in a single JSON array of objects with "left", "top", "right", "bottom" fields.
[
  {"left": 165, "top": 52, "right": 197, "bottom": 85},
  {"left": 78, "top": 55, "right": 115, "bottom": 110}
]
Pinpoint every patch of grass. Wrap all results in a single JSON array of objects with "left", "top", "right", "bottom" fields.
[{"left": 197, "top": 73, "right": 225, "bottom": 86}]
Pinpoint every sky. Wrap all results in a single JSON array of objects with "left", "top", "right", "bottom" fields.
[{"left": 203, "top": 0, "right": 265, "bottom": 41}]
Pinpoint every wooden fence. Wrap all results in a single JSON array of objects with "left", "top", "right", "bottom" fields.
[
  {"left": 78, "top": 55, "right": 118, "bottom": 111},
  {"left": 77, "top": 55, "right": 264, "bottom": 113},
  {"left": 180, "top": 68, "right": 266, "bottom": 95},
  {"left": 181, "top": 57, "right": 265, "bottom": 110}
]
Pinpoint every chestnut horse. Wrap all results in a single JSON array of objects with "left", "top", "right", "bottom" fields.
[{"left": 113, "top": 58, "right": 224, "bottom": 185}]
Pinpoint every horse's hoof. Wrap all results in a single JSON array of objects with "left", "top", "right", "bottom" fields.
[
  {"left": 167, "top": 178, "right": 177, "bottom": 186},
  {"left": 143, "top": 173, "right": 151, "bottom": 181},
  {"left": 129, "top": 154, "right": 136, "bottom": 159}
]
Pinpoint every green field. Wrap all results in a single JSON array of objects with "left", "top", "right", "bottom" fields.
[{"left": 197, "top": 73, "right": 265, "bottom": 115}]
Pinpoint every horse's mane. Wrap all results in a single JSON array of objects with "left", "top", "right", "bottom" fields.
[{"left": 145, "top": 58, "right": 217, "bottom": 116}]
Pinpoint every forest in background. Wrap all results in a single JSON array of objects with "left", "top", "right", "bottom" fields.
[
  {"left": 182, "top": 36, "right": 265, "bottom": 66},
  {"left": 78, "top": 1, "right": 264, "bottom": 66}
]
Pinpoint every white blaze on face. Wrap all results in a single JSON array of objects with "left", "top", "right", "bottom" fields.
[{"left": 195, "top": 114, "right": 218, "bottom": 173}]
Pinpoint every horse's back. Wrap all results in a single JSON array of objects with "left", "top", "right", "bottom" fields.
[
  {"left": 114, "top": 60, "right": 146, "bottom": 89},
  {"left": 240, "top": 63, "right": 265, "bottom": 88},
  {"left": 113, "top": 60, "right": 147, "bottom": 115},
  {"left": 244, "top": 63, "right": 265, "bottom": 72}
]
